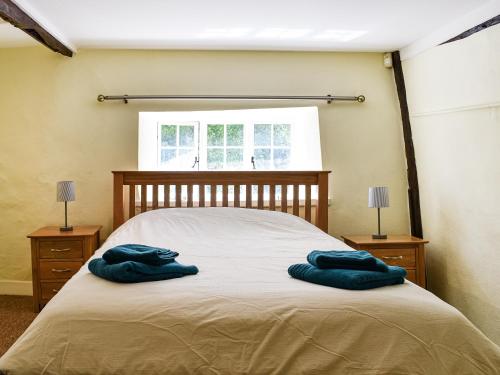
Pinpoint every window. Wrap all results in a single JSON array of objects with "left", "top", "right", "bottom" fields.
[
  {"left": 158, "top": 122, "right": 199, "bottom": 170},
  {"left": 253, "top": 124, "right": 291, "bottom": 169},
  {"left": 207, "top": 124, "right": 244, "bottom": 170},
  {"left": 139, "top": 107, "right": 322, "bottom": 172}
]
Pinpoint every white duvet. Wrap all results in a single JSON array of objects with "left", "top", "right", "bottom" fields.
[{"left": 1, "top": 208, "right": 499, "bottom": 374}]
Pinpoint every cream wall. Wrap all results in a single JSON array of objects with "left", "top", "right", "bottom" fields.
[
  {"left": 0, "top": 47, "right": 408, "bottom": 289},
  {"left": 403, "top": 24, "right": 500, "bottom": 344}
]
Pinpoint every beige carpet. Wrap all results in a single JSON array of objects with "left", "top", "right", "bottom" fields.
[{"left": 0, "top": 295, "right": 37, "bottom": 357}]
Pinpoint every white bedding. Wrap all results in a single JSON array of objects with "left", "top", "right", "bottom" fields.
[{"left": 1, "top": 208, "right": 499, "bottom": 374}]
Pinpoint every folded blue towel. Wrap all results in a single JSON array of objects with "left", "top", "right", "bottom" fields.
[
  {"left": 102, "top": 244, "right": 178, "bottom": 265},
  {"left": 88, "top": 259, "right": 198, "bottom": 283},
  {"left": 288, "top": 263, "right": 406, "bottom": 290},
  {"left": 307, "top": 250, "right": 389, "bottom": 272}
]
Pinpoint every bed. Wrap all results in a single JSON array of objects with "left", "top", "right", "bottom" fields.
[{"left": 1, "top": 171, "right": 499, "bottom": 374}]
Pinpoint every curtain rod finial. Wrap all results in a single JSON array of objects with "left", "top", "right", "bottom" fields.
[
  {"left": 357, "top": 95, "right": 366, "bottom": 103},
  {"left": 97, "top": 94, "right": 105, "bottom": 102}
]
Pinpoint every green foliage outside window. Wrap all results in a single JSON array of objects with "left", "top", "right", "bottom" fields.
[
  {"left": 161, "top": 125, "right": 177, "bottom": 146},
  {"left": 227, "top": 124, "right": 244, "bottom": 146},
  {"left": 207, "top": 124, "right": 224, "bottom": 146}
]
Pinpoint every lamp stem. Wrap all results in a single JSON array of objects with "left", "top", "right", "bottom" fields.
[
  {"left": 65, "top": 201, "right": 68, "bottom": 228},
  {"left": 377, "top": 207, "right": 381, "bottom": 236}
]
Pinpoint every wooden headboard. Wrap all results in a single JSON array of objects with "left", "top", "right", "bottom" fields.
[{"left": 112, "top": 171, "right": 330, "bottom": 232}]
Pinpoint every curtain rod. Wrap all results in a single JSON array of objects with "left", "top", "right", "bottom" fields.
[{"left": 96, "top": 94, "right": 365, "bottom": 104}]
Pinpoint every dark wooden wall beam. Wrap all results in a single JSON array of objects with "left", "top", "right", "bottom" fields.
[
  {"left": 0, "top": 0, "right": 72, "bottom": 57},
  {"left": 391, "top": 50, "right": 423, "bottom": 238},
  {"left": 442, "top": 14, "right": 500, "bottom": 45}
]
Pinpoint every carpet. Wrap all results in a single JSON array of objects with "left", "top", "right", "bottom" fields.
[{"left": 0, "top": 295, "right": 37, "bottom": 357}]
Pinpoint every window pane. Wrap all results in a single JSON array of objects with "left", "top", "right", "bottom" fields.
[
  {"left": 273, "top": 148, "right": 291, "bottom": 169},
  {"left": 179, "top": 126, "right": 194, "bottom": 147},
  {"left": 161, "top": 125, "right": 177, "bottom": 147},
  {"left": 226, "top": 148, "right": 243, "bottom": 169},
  {"left": 227, "top": 124, "right": 244, "bottom": 146},
  {"left": 160, "top": 149, "right": 176, "bottom": 164},
  {"left": 179, "top": 148, "right": 192, "bottom": 156},
  {"left": 208, "top": 124, "right": 224, "bottom": 146},
  {"left": 254, "top": 148, "right": 271, "bottom": 169},
  {"left": 273, "top": 124, "right": 291, "bottom": 146},
  {"left": 207, "top": 148, "right": 224, "bottom": 169},
  {"left": 254, "top": 124, "right": 271, "bottom": 146}
]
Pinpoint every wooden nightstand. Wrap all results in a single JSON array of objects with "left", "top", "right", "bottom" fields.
[
  {"left": 341, "top": 235, "right": 428, "bottom": 288},
  {"left": 28, "top": 225, "right": 101, "bottom": 312}
]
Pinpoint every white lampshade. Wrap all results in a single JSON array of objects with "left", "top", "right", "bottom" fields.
[
  {"left": 57, "top": 181, "right": 76, "bottom": 202},
  {"left": 368, "top": 186, "right": 389, "bottom": 208}
]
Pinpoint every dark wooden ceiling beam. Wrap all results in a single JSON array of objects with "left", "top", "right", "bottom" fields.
[
  {"left": 442, "top": 14, "right": 500, "bottom": 45},
  {"left": 0, "top": 0, "right": 73, "bottom": 57}
]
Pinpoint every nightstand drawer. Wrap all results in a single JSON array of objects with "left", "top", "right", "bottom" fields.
[
  {"left": 39, "top": 261, "right": 83, "bottom": 280},
  {"left": 405, "top": 269, "right": 416, "bottom": 283},
  {"left": 367, "top": 248, "right": 416, "bottom": 267},
  {"left": 39, "top": 240, "right": 83, "bottom": 259},
  {"left": 40, "top": 281, "right": 66, "bottom": 300}
]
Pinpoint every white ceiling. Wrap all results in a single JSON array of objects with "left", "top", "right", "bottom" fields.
[{"left": 1, "top": 0, "right": 499, "bottom": 57}]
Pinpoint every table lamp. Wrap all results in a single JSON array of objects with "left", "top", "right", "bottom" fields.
[
  {"left": 57, "top": 181, "right": 75, "bottom": 231},
  {"left": 368, "top": 186, "right": 389, "bottom": 239}
]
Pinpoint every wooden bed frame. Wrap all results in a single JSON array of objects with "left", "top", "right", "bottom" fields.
[{"left": 113, "top": 171, "right": 331, "bottom": 232}]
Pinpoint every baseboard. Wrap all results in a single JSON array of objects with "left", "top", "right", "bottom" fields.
[{"left": 0, "top": 280, "right": 33, "bottom": 296}]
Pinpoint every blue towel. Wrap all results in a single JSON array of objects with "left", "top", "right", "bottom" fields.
[
  {"left": 102, "top": 244, "right": 178, "bottom": 265},
  {"left": 88, "top": 258, "right": 198, "bottom": 283},
  {"left": 307, "top": 250, "right": 389, "bottom": 272},
  {"left": 288, "top": 263, "right": 406, "bottom": 290}
]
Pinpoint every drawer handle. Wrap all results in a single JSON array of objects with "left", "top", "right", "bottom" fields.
[
  {"left": 51, "top": 268, "right": 71, "bottom": 273},
  {"left": 50, "top": 248, "right": 71, "bottom": 252},
  {"left": 382, "top": 256, "right": 404, "bottom": 260},
  {"left": 52, "top": 288, "right": 60, "bottom": 293}
]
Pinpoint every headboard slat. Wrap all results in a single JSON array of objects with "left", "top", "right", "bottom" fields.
[
  {"left": 210, "top": 184, "right": 217, "bottom": 207},
  {"left": 175, "top": 184, "right": 182, "bottom": 208},
  {"left": 257, "top": 185, "right": 264, "bottom": 209},
  {"left": 234, "top": 185, "right": 240, "bottom": 207},
  {"left": 129, "top": 185, "right": 136, "bottom": 218},
  {"left": 187, "top": 184, "right": 193, "bottom": 207},
  {"left": 293, "top": 185, "right": 300, "bottom": 216},
  {"left": 305, "top": 184, "right": 312, "bottom": 222},
  {"left": 222, "top": 185, "right": 229, "bottom": 207},
  {"left": 163, "top": 184, "right": 170, "bottom": 208},
  {"left": 281, "top": 184, "right": 288, "bottom": 213},
  {"left": 199, "top": 185, "right": 205, "bottom": 207},
  {"left": 269, "top": 184, "right": 276, "bottom": 211},
  {"left": 152, "top": 185, "right": 158, "bottom": 209},
  {"left": 140, "top": 185, "right": 147, "bottom": 213},
  {"left": 245, "top": 184, "right": 252, "bottom": 208}
]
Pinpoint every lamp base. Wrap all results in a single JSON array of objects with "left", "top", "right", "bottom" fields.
[
  {"left": 59, "top": 226, "right": 73, "bottom": 232},
  {"left": 372, "top": 233, "right": 387, "bottom": 240}
]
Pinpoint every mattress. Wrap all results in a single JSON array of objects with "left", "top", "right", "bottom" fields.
[{"left": 1, "top": 208, "right": 499, "bottom": 374}]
